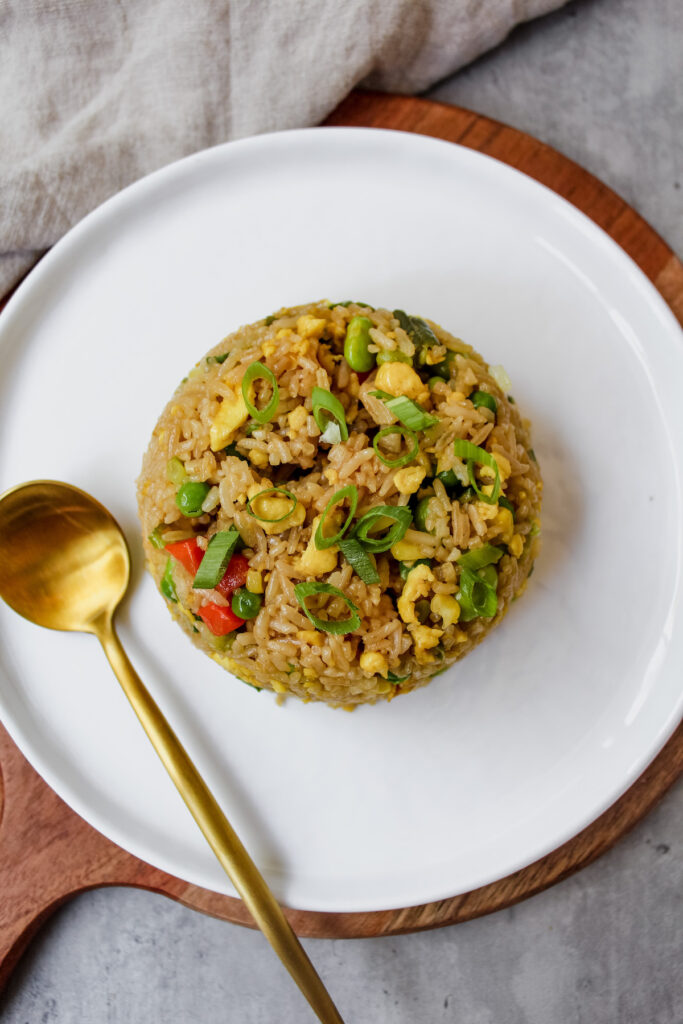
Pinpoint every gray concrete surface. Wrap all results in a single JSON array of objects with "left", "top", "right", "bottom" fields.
[{"left": 2, "top": 1, "right": 681, "bottom": 1021}]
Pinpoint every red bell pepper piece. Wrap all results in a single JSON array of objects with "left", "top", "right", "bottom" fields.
[
  {"left": 216, "top": 553, "right": 249, "bottom": 598},
  {"left": 198, "top": 601, "right": 245, "bottom": 636},
  {"left": 165, "top": 538, "right": 203, "bottom": 576}
]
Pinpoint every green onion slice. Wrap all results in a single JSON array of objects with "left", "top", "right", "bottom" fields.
[
  {"left": 166, "top": 456, "right": 187, "bottom": 486},
  {"left": 499, "top": 495, "right": 515, "bottom": 518},
  {"left": 477, "top": 564, "right": 498, "bottom": 590},
  {"left": 160, "top": 558, "right": 178, "bottom": 603},
  {"left": 242, "top": 362, "right": 279, "bottom": 424},
  {"left": 452, "top": 439, "right": 501, "bottom": 505},
  {"left": 148, "top": 526, "right": 166, "bottom": 550},
  {"left": 457, "top": 544, "right": 503, "bottom": 572},
  {"left": 386, "top": 670, "right": 410, "bottom": 683},
  {"left": 223, "top": 442, "right": 249, "bottom": 462},
  {"left": 471, "top": 390, "right": 497, "bottom": 414},
  {"left": 353, "top": 505, "right": 412, "bottom": 553},
  {"left": 372, "top": 426, "right": 419, "bottom": 468},
  {"left": 458, "top": 566, "right": 498, "bottom": 620},
  {"left": 294, "top": 582, "right": 361, "bottom": 635},
  {"left": 192, "top": 528, "right": 241, "bottom": 589},
  {"left": 338, "top": 538, "right": 380, "bottom": 585},
  {"left": 393, "top": 309, "right": 440, "bottom": 364},
  {"left": 315, "top": 485, "right": 358, "bottom": 549},
  {"left": 247, "top": 487, "right": 298, "bottom": 523},
  {"left": 311, "top": 386, "right": 348, "bottom": 443},
  {"left": 370, "top": 391, "right": 439, "bottom": 432}
]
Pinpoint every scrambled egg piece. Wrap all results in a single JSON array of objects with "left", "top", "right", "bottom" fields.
[
  {"left": 209, "top": 384, "right": 250, "bottom": 450},
  {"left": 375, "top": 362, "right": 428, "bottom": 402},
  {"left": 359, "top": 651, "right": 389, "bottom": 677},
  {"left": 288, "top": 405, "right": 308, "bottom": 432},
  {"left": 397, "top": 563, "right": 435, "bottom": 624},
  {"left": 408, "top": 622, "right": 443, "bottom": 664},
  {"left": 480, "top": 452, "right": 512, "bottom": 484},
  {"left": 430, "top": 593, "right": 461, "bottom": 628},
  {"left": 246, "top": 569, "right": 263, "bottom": 593},
  {"left": 296, "top": 315, "right": 327, "bottom": 339},
  {"left": 299, "top": 515, "right": 338, "bottom": 574},
  {"left": 393, "top": 466, "right": 426, "bottom": 495},
  {"left": 297, "top": 629, "right": 324, "bottom": 646},
  {"left": 508, "top": 533, "right": 524, "bottom": 558},
  {"left": 247, "top": 483, "right": 306, "bottom": 535},
  {"left": 391, "top": 538, "right": 426, "bottom": 562},
  {"left": 492, "top": 506, "right": 514, "bottom": 543}
]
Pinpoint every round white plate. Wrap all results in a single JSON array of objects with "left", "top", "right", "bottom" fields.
[{"left": 0, "top": 128, "right": 681, "bottom": 914}]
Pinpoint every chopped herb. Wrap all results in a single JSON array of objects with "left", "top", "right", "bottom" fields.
[{"left": 294, "top": 582, "right": 361, "bottom": 635}]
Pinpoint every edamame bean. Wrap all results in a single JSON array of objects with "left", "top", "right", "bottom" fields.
[
  {"left": 343, "top": 316, "right": 375, "bottom": 372},
  {"left": 376, "top": 350, "right": 413, "bottom": 366}
]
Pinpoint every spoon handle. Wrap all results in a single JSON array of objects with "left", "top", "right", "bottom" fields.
[{"left": 96, "top": 617, "right": 344, "bottom": 1024}]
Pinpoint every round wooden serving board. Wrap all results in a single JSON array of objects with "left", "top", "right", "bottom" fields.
[{"left": 0, "top": 93, "right": 682, "bottom": 991}]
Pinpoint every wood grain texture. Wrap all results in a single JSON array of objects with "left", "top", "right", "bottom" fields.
[{"left": 0, "top": 93, "right": 681, "bottom": 983}]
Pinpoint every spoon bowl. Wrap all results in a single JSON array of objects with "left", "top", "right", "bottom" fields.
[
  {"left": 0, "top": 481, "right": 129, "bottom": 633},
  {"left": 0, "top": 479, "right": 344, "bottom": 1024}
]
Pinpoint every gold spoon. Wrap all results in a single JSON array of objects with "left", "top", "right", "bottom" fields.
[{"left": 0, "top": 480, "right": 344, "bottom": 1024}]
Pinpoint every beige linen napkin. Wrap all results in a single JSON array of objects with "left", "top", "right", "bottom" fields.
[{"left": 0, "top": 0, "right": 565, "bottom": 299}]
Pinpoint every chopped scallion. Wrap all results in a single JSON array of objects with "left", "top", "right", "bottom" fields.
[
  {"left": 247, "top": 487, "right": 298, "bottom": 523},
  {"left": 312, "top": 386, "right": 348, "bottom": 443},
  {"left": 499, "top": 496, "right": 515, "bottom": 518},
  {"left": 148, "top": 526, "right": 166, "bottom": 550},
  {"left": 452, "top": 439, "right": 501, "bottom": 505},
  {"left": 160, "top": 558, "right": 178, "bottom": 603},
  {"left": 294, "top": 582, "right": 361, "bottom": 635},
  {"left": 353, "top": 505, "right": 412, "bottom": 553},
  {"left": 471, "top": 390, "right": 497, "bottom": 414},
  {"left": 386, "top": 670, "right": 410, "bottom": 683},
  {"left": 166, "top": 456, "right": 187, "bottom": 486},
  {"left": 338, "top": 538, "right": 380, "bottom": 584},
  {"left": 242, "top": 362, "right": 279, "bottom": 424},
  {"left": 315, "top": 485, "right": 358, "bottom": 549},
  {"left": 457, "top": 544, "right": 503, "bottom": 572},
  {"left": 372, "top": 425, "right": 419, "bottom": 468},
  {"left": 192, "top": 528, "right": 241, "bottom": 589},
  {"left": 370, "top": 391, "right": 439, "bottom": 432},
  {"left": 458, "top": 566, "right": 497, "bottom": 620}
]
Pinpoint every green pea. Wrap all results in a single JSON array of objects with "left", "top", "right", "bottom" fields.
[
  {"left": 343, "top": 316, "right": 375, "bottom": 372},
  {"left": 160, "top": 558, "right": 178, "bottom": 603},
  {"left": 430, "top": 350, "right": 457, "bottom": 381},
  {"left": 175, "top": 481, "right": 211, "bottom": 517},
  {"left": 376, "top": 350, "right": 413, "bottom": 366},
  {"left": 231, "top": 587, "right": 262, "bottom": 619},
  {"left": 427, "top": 376, "right": 445, "bottom": 390},
  {"left": 414, "top": 496, "right": 436, "bottom": 533},
  {"left": 399, "top": 558, "right": 431, "bottom": 581}
]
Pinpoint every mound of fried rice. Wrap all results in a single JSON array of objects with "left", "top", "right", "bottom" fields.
[{"left": 137, "top": 301, "right": 542, "bottom": 707}]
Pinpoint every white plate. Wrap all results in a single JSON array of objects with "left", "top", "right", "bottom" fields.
[{"left": 0, "top": 128, "right": 681, "bottom": 914}]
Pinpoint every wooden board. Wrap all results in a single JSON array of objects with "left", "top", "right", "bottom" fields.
[{"left": 1, "top": 92, "right": 682, "bottom": 990}]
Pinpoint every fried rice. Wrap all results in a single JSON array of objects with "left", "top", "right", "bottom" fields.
[{"left": 137, "top": 301, "right": 542, "bottom": 706}]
